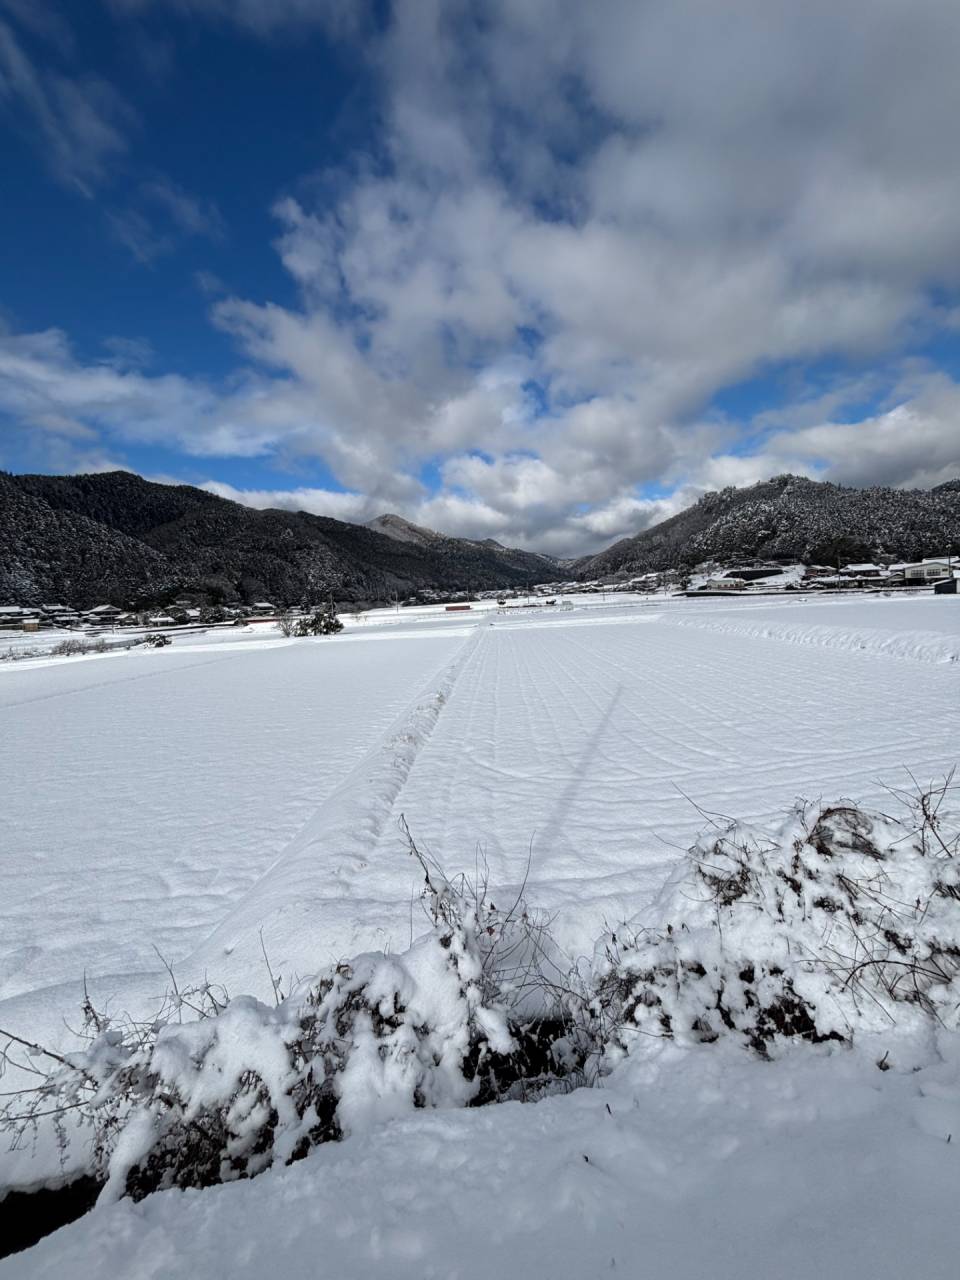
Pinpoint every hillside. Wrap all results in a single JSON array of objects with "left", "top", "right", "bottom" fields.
[
  {"left": 366, "top": 513, "right": 444, "bottom": 547},
  {"left": 575, "top": 475, "right": 960, "bottom": 578},
  {"left": 367, "top": 512, "right": 554, "bottom": 579},
  {"left": 0, "top": 472, "right": 556, "bottom": 608},
  {"left": 0, "top": 472, "right": 176, "bottom": 607}
]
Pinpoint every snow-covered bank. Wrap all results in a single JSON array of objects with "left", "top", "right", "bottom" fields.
[{"left": 5, "top": 1038, "right": 958, "bottom": 1280}]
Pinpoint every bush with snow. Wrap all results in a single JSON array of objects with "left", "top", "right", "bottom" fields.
[
  {"left": 294, "top": 606, "right": 343, "bottom": 637},
  {"left": 593, "top": 780, "right": 960, "bottom": 1062},
  {"left": 2, "top": 780, "right": 957, "bottom": 1203},
  {"left": 0, "top": 833, "right": 580, "bottom": 1202}
]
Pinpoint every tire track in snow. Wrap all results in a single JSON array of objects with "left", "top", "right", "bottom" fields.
[
  {"left": 353, "top": 611, "right": 960, "bottom": 966},
  {"left": 0, "top": 651, "right": 233, "bottom": 710},
  {"left": 178, "top": 623, "right": 488, "bottom": 990}
]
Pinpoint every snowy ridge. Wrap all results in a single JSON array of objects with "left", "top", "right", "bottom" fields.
[{"left": 663, "top": 614, "right": 960, "bottom": 664}]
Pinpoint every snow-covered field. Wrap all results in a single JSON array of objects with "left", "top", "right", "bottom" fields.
[{"left": 2, "top": 593, "right": 959, "bottom": 1276}]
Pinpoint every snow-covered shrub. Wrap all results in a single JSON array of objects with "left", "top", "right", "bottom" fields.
[
  {"left": 293, "top": 606, "right": 343, "bottom": 637},
  {"left": 4, "top": 781, "right": 956, "bottom": 1206},
  {"left": 593, "top": 781, "right": 960, "bottom": 1061},
  {"left": 2, "top": 924, "right": 518, "bottom": 1202},
  {"left": 0, "top": 835, "right": 585, "bottom": 1202},
  {"left": 51, "top": 637, "right": 87, "bottom": 656},
  {"left": 0, "top": 646, "right": 43, "bottom": 662},
  {"left": 50, "top": 637, "right": 110, "bottom": 656}
]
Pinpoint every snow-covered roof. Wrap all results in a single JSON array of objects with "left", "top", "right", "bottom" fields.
[{"left": 842, "top": 563, "right": 882, "bottom": 572}]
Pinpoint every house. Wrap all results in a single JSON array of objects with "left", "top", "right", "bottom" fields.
[
  {"left": 704, "top": 578, "right": 746, "bottom": 591},
  {"left": 251, "top": 602, "right": 275, "bottom": 614},
  {"left": 900, "top": 559, "right": 955, "bottom": 583},
  {"left": 87, "top": 604, "right": 122, "bottom": 618},
  {"left": 841, "top": 563, "right": 884, "bottom": 578},
  {"left": 0, "top": 606, "right": 31, "bottom": 629}
]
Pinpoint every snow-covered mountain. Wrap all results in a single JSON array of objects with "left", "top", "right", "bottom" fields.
[
  {"left": 575, "top": 474, "right": 960, "bottom": 578},
  {"left": 0, "top": 472, "right": 556, "bottom": 607}
]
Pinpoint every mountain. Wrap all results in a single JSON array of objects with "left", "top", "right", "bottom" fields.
[
  {"left": 0, "top": 472, "right": 556, "bottom": 608},
  {"left": 6, "top": 470, "right": 957, "bottom": 609},
  {"left": 365, "top": 513, "right": 444, "bottom": 547},
  {"left": 0, "top": 471, "right": 176, "bottom": 606},
  {"left": 367, "top": 512, "right": 556, "bottom": 580},
  {"left": 575, "top": 474, "right": 960, "bottom": 579}
]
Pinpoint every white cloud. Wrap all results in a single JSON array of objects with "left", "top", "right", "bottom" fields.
[
  {"left": 141, "top": 178, "right": 224, "bottom": 239},
  {"left": 0, "top": 16, "right": 131, "bottom": 193},
  {"left": 5, "top": 0, "right": 960, "bottom": 553},
  {"left": 199, "top": 481, "right": 380, "bottom": 524},
  {"left": 763, "top": 376, "right": 960, "bottom": 491},
  {"left": 108, "top": 177, "right": 225, "bottom": 264},
  {"left": 108, "top": 0, "right": 368, "bottom": 39}
]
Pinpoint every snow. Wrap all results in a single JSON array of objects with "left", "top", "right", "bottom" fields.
[
  {"left": 660, "top": 594, "right": 960, "bottom": 664},
  {"left": 2, "top": 593, "right": 959, "bottom": 1273},
  {"left": 6, "top": 1041, "right": 959, "bottom": 1280},
  {"left": 0, "top": 632, "right": 467, "bottom": 1060}
]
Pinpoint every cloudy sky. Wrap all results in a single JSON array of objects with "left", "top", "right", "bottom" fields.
[{"left": 2, "top": 0, "right": 960, "bottom": 554}]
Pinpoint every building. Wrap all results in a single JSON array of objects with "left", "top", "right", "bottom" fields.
[
  {"left": 841, "top": 563, "right": 884, "bottom": 578},
  {"left": 703, "top": 578, "right": 747, "bottom": 591},
  {"left": 0, "top": 606, "right": 32, "bottom": 629},
  {"left": 899, "top": 559, "right": 955, "bottom": 583}
]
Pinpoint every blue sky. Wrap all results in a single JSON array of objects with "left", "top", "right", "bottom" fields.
[{"left": 2, "top": 0, "right": 960, "bottom": 555}]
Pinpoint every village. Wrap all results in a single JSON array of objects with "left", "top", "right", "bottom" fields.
[
  {"left": 526, "top": 554, "right": 960, "bottom": 598},
  {"left": 1, "top": 553, "right": 957, "bottom": 639}
]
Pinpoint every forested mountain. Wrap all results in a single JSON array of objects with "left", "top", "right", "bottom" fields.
[
  {"left": 575, "top": 475, "right": 960, "bottom": 578},
  {"left": 366, "top": 512, "right": 553, "bottom": 579},
  {"left": 4, "top": 470, "right": 958, "bottom": 608},
  {"left": 0, "top": 471, "right": 555, "bottom": 607},
  {"left": 0, "top": 472, "right": 176, "bottom": 606}
]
